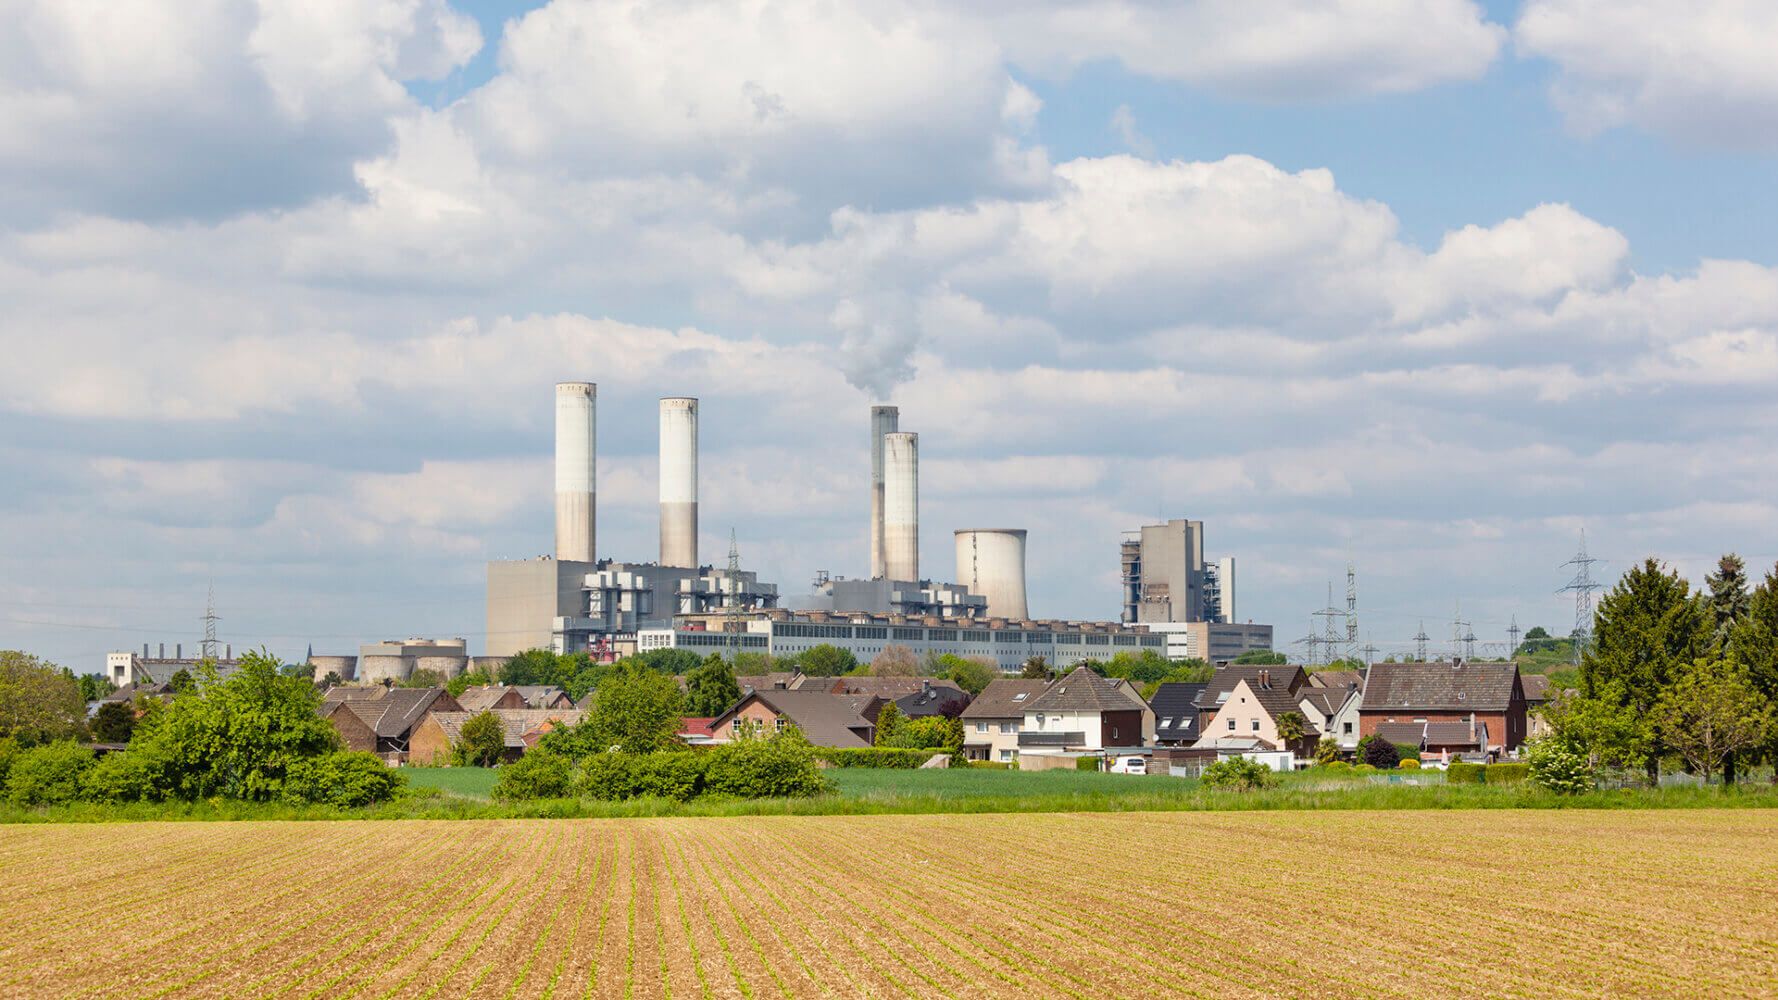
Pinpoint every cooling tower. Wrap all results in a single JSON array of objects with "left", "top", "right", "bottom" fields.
[
  {"left": 954, "top": 528, "right": 1029, "bottom": 620},
  {"left": 659, "top": 397, "right": 699, "bottom": 567},
  {"left": 883, "top": 431, "right": 919, "bottom": 581},
  {"left": 554, "top": 382, "right": 597, "bottom": 562},
  {"left": 869, "top": 405, "right": 899, "bottom": 579}
]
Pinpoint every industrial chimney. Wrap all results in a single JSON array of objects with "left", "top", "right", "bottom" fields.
[
  {"left": 883, "top": 431, "right": 919, "bottom": 581},
  {"left": 554, "top": 382, "right": 597, "bottom": 562},
  {"left": 954, "top": 528, "right": 1029, "bottom": 620},
  {"left": 869, "top": 405, "right": 899, "bottom": 579},
  {"left": 659, "top": 397, "right": 698, "bottom": 568}
]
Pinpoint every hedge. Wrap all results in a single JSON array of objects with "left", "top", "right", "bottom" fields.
[
  {"left": 570, "top": 737, "right": 831, "bottom": 802},
  {"left": 1075, "top": 756, "right": 1101, "bottom": 772},
  {"left": 1485, "top": 762, "right": 1530, "bottom": 784},
  {"left": 967, "top": 760, "right": 1014, "bottom": 770},
  {"left": 1447, "top": 761, "right": 1485, "bottom": 784},
  {"left": 814, "top": 748, "right": 942, "bottom": 769}
]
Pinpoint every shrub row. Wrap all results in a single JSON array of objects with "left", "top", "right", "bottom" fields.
[
  {"left": 1447, "top": 761, "right": 1485, "bottom": 784},
  {"left": 814, "top": 747, "right": 944, "bottom": 769},
  {"left": 3, "top": 741, "right": 404, "bottom": 809},
  {"left": 492, "top": 734, "right": 831, "bottom": 802}
]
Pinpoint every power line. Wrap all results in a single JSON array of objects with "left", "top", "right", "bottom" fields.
[{"left": 1558, "top": 529, "right": 1602, "bottom": 665}]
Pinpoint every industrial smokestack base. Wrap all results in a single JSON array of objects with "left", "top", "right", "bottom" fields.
[
  {"left": 883, "top": 431, "right": 919, "bottom": 582},
  {"left": 659, "top": 397, "right": 699, "bottom": 567},
  {"left": 555, "top": 382, "right": 597, "bottom": 562},
  {"left": 955, "top": 528, "right": 1029, "bottom": 620},
  {"left": 869, "top": 405, "right": 899, "bottom": 579}
]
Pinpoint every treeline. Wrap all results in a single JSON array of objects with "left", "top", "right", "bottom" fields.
[
  {"left": 0, "top": 652, "right": 403, "bottom": 809},
  {"left": 1533, "top": 554, "right": 1778, "bottom": 787}
]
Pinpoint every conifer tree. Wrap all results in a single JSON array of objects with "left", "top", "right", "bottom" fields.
[{"left": 1583, "top": 558, "right": 1708, "bottom": 780}]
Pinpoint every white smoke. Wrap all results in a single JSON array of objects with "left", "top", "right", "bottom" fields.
[{"left": 831, "top": 296, "right": 919, "bottom": 395}]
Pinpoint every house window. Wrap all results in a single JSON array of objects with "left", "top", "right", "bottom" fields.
[
  {"left": 1111, "top": 727, "right": 1120, "bottom": 740},
  {"left": 1160, "top": 717, "right": 1173, "bottom": 728},
  {"left": 975, "top": 721, "right": 988, "bottom": 733},
  {"left": 1251, "top": 720, "right": 1260, "bottom": 732},
  {"left": 999, "top": 722, "right": 1016, "bottom": 734},
  {"left": 1343, "top": 722, "right": 1353, "bottom": 735},
  {"left": 998, "top": 750, "right": 1013, "bottom": 762},
  {"left": 775, "top": 718, "right": 786, "bottom": 732},
  {"left": 1227, "top": 718, "right": 1235, "bottom": 731}
]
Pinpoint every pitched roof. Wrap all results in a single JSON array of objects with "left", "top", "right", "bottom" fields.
[
  {"left": 1023, "top": 667, "right": 1147, "bottom": 714},
  {"left": 711, "top": 690, "right": 878, "bottom": 748},
  {"left": 1149, "top": 683, "right": 1206, "bottom": 741},
  {"left": 1197, "top": 665, "right": 1308, "bottom": 715},
  {"left": 455, "top": 686, "right": 522, "bottom": 712},
  {"left": 512, "top": 685, "right": 573, "bottom": 708},
  {"left": 736, "top": 672, "right": 801, "bottom": 692},
  {"left": 1361, "top": 661, "right": 1520, "bottom": 712},
  {"left": 1520, "top": 674, "right": 1551, "bottom": 703},
  {"left": 1309, "top": 669, "right": 1365, "bottom": 692},
  {"left": 1372, "top": 721, "right": 1426, "bottom": 747},
  {"left": 341, "top": 688, "right": 459, "bottom": 738},
  {"left": 1298, "top": 687, "right": 1356, "bottom": 720},
  {"left": 1424, "top": 720, "right": 1487, "bottom": 749},
  {"left": 961, "top": 679, "right": 1051, "bottom": 718},
  {"left": 425, "top": 709, "right": 585, "bottom": 748},
  {"left": 1230, "top": 679, "right": 1320, "bottom": 738},
  {"left": 679, "top": 717, "right": 717, "bottom": 740},
  {"left": 322, "top": 686, "right": 387, "bottom": 704}
]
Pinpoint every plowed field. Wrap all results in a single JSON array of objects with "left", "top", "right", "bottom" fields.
[{"left": 2, "top": 810, "right": 1774, "bottom": 998}]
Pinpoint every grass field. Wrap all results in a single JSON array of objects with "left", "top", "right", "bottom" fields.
[
  {"left": 405, "top": 766, "right": 500, "bottom": 799},
  {"left": 2, "top": 810, "right": 1774, "bottom": 997}
]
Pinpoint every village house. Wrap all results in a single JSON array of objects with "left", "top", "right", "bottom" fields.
[
  {"left": 1192, "top": 670, "right": 1321, "bottom": 759},
  {"left": 1521, "top": 674, "right": 1553, "bottom": 740},
  {"left": 1192, "top": 665, "right": 1310, "bottom": 734},
  {"left": 408, "top": 708, "right": 585, "bottom": 765},
  {"left": 1299, "top": 679, "right": 1363, "bottom": 751},
  {"left": 707, "top": 689, "right": 883, "bottom": 748},
  {"left": 319, "top": 687, "right": 462, "bottom": 762},
  {"left": 1016, "top": 666, "right": 1154, "bottom": 763},
  {"left": 1148, "top": 682, "right": 1206, "bottom": 746},
  {"left": 456, "top": 684, "right": 576, "bottom": 713},
  {"left": 1358, "top": 660, "right": 1527, "bottom": 755},
  {"left": 960, "top": 678, "right": 1049, "bottom": 762}
]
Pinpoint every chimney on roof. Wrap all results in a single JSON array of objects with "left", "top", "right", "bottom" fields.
[
  {"left": 175, "top": 643, "right": 182, "bottom": 659},
  {"left": 158, "top": 643, "right": 165, "bottom": 659},
  {"left": 1258, "top": 669, "right": 1270, "bottom": 690}
]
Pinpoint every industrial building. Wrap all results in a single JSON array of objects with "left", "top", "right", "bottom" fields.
[
  {"left": 486, "top": 385, "right": 781, "bottom": 657},
  {"left": 1119, "top": 517, "right": 1271, "bottom": 659},
  {"left": 105, "top": 643, "right": 238, "bottom": 686},
  {"left": 639, "top": 609, "right": 1167, "bottom": 672},
  {"left": 1143, "top": 621, "right": 1275, "bottom": 662},
  {"left": 786, "top": 573, "right": 985, "bottom": 618}
]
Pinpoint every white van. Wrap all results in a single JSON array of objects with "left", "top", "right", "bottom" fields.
[{"left": 1107, "top": 755, "right": 1148, "bottom": 775}]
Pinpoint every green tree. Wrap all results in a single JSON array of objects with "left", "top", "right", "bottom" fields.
[
  {"left": 1232, "top": 650, "right": 1288, "bottom": 665},
  {"left": 873, "top": 702, "right": 904, "bottom": 747},
  {"left": 1103, "top": 650, "right": 1172, "bottom": 683},
  {"left": 446, "top": 667, "right": 496, "bottom": 697},
  {"left": 1537, "top": 682, "right": 1652, "bottom": 772},
  {"left": 1583, "top": 557, "right": 1709, "bottom": 779},
  {"left": 1706, "top": 554, "right": 1751, "bottom": 650},
  {"left": 941, "top": 655, "right": 996, "bottom": 696},
  {"left": 89, "top": 701, "right": 136, "bottom": 743},
  {"left": 685, "top": 656, "right": 742, "bottom": 717},
  {"left": 400, "top": 668, "right": 446, "bottom": 689},
  {"left": 1313, "top": 736, "right": 1341, "bottom": 765},
  {"left": 4, "top": 741, "right": 96, "bottom": 806},
  {"left": 455, "top": 710, "right": 508, "bottom": 767},
  {"left": 168, "top": 669, "right": 195, "bottom": 694},
  {"left": 1019, "top": 656, "right": 1052, "bottom": 680},
  {"left": 1527, "top": 737, "right": 1594, "bottom": 794},
  {"left": 0, "top": 651, "right": 87, "bottom": 746},
  {"left": 584, "top": 662, "right": 684, "bottom": 754},
  {"left": 1729, "top": 561, "right": 1778, "bottom": 781},
  {"left": 798, "top": 644, "right": 858, "bottom": 677},
  {"left": 128, "top": 650, "right": 340, "bottom": 801},
  {"left": 627, "top": 648, "right": 702, "bottom": 675},
  {"left": 74, "top": 673, "right": 116, "bottom": 703},
  {"left": 1652, "top": 656, "right": 1774, "bottom": 785},
  {"left": 1276, "top": 711, "right": 1307, "bottom": 748}
]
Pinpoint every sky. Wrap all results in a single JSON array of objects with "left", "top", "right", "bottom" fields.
[{"left": 4, "top": 0, "right": 1777, "bottom": 671}]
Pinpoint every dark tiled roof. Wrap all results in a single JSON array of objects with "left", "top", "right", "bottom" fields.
[
  {"left": 711, "top": 690, "right": 877, "bottom": 748},
  {"left": 1520, "top": 674, "right": 1551, "bottom": 703},
  {"left": 1024, "top": 667, "right": 1146, "bottom": 714},
  {"left": 1309, "top": 669, "right": 1365, "bottom": 692},
  {"left": 1197, "top": 665, "right": 1308, "bottom": 714},
  {"left": 1424, "top": 720, "right": 1486, "bottom": 749},
  {"left": 1150, "top": 683, "right": 1206, "bottom": 741},
  {"left": 343, "top": 688, "right": 459, "bottom": 738},
  {"left": 829, "top": 678, "right": 969, "bottom": 717},
  {"left": 426, "top": 709, "right": 585, "bottom": 748},
  {"left": 961, "top": 679, "right": 1051, "bottom": 719},
  {"left": 1362, "top": 661, "right": 1520, "bottom": 712},
  {"left": 1372, "top": 721, "right": 1426, "bottom": 747}
]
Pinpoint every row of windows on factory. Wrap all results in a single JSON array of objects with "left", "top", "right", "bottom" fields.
[
  {"left": 677, "top": 633, "right": 768, "bottom": 648},
  {"left": 765, "top": 622, "right": 1157, "bottom": 648}
]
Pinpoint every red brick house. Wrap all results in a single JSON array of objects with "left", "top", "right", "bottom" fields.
[{"left": 1358, "top": 660, "right": 1526, "bottom": 755}]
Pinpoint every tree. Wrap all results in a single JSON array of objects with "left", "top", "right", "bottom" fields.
[
  {"left": 1104, "top": 650, "right": 1172, "bottom": 684},
  {"left": 942, "top": 655, "right": 996, "bottom": 696},
  {"left": 446, "top": 668, "right": 496, "bottom": 697},
  {"left": 685, "top": 656, "right": 742, "bottom": 717},
  {"left": 1276, "top": 711, "right": 1306, "bottom": 749},
  {"left": 455, "top": 711, "right": 507, "bottom": 767},
  {"left": 1706, "top": 553, "right": 1751, "bottom": 650},
  {"left": 627, "top": 648, "right": 702, "bottom": 675},
  {"left": 584, "top": 662, "right": 685, "bottom": 754},
  {"left": 319, "top": 671, "right": 344, "bottom": 689},
  {"left": 1361, "top": 737, "right": 1401, "bottom": 770},
  {"left": 4, "top": 741, "right": 96, "bottom": 806},
  {"left": 1652, "top": 656, "right": 1774, "bottom": 784},
  {"left": 89, "top": 701, "right": 136, "bottom": 743},
  {"left": 1019, "top": 656, "right": 1052, "bottom": 680},
  {"left": 874, "top": 702, "right": 904, "bottom": 747},
  {"left": 400, "top": 669, "right": 446, "bottom": 689},
  {"left": 1584, "top": 557, "right": 1709, "bottom": 780},
  {"left": 1233, "top": 650, "right": 1288, "bottom": 665},
  {"left": 1200, "top": 756, "right": 1278, "bottom": 790},
  {"left": 0, "top": 651, "right": 87, "bottom": 746},
  {"left": 127, "top": 650, "right": 340, "bottom": 801},
  {"left": 1313, "top": 736, "right": 1341, "bottom": 765},
  {"left": 1527, "top": 737, "right": 1594, "bottom": 795},
  {"left": 74, "top": 673, "right": 116, "bottom": 703},
  {"left": 870, "top": 645, "right": 920, "bottom": 677},
  {"left": 168, "top": 669, "right": 195, "bottom": 694},
  {"left": 1524, "top": 626, "right": 1551, "bottom": 641},
  {"left": 1537, "top": 683, "right": 1652, "bottom": 772},
  {"left": 1730, "top": 560, "right": 1778, "bottom": 781},
  {"left": 798, "top": 644, "right": 858, "bottom": 678}
]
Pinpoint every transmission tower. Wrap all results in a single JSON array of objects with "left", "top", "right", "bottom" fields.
[
  {"left": 1506, "top": 616, "right": 1522, "bottom": 661},
  {"left": 1313, "top": 581, "right": 1347, "bottom": 665},
  {"left": 1463, "top": 622, "right": 1477, "bottom": 661},
  {"left": 725, "top": 529, "right": 744, "bottom": 661},
  {"left": 1360, "top": 635, "right": 1379, "bottom": 665},
  {"left": 1558, "top": 530, "right": 1601, "bottom": 665},
  {"left": 1450, "top": 602, "right": 1470, "bottom": 662},
  {"left": 1344, "top": 560, "right": 1359, "bottom": 661},
  {"left": 1293, "top": 624, "right": 1322, "bottom": 667},
  {"left": 1414, "top": 621, "right": 1429, "bottom": 662},
  {"left": 200, "top": 584, "right": 221, "bottom": 662}
]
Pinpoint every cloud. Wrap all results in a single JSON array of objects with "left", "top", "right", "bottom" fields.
[{"left": 1517, "top": 0, "right": 1778, "bottom": 146}]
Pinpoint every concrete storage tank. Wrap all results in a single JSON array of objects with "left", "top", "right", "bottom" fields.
[
  {"left": 358, "top": 655, "right": 410, "bottom": 685},
  {"left": 869, "top": 405, "right": 899, "bottom": 579},
  {"left": 308, "top": 655, "right": 357, "bottom": 683},
  {"left": 414, "top": 654, "right": 467, "bottom": 680},
  {"left": 555, "top": 382, "right": 597, "bottom": 562},
  {"left": 954, "top": 529, "right": 1029, "bottom": 620},
  {"left": 659, "top": 397, "right": 699, "bottom": 567},
  {"left": 883, "top": 431, "right": 919, "bottom": 581}
]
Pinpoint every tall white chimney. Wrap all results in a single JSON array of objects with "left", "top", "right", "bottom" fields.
[
  {"left": 659, "top": 397, "right": 698, "bottom": 568},
  {"left": 554, "top": 382, "right": 597, "bottom": 562},
  {"left": 869, "top": 405, "right": 899, "bottom": 579},
  {"left": 883, "top": 431, "right": 919, "bottom": 582},
  {"left": 954, "top": 528, "right": 1029, "bottom": 620}
]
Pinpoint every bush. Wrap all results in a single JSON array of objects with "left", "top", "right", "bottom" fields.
[
  {"left": 1397, "top": 758, "right": 1421, "bottom": 769},
  {"left": 455, "top": 711, "right": 508, "bottom": 768},
  {"left": 1362, "top": 737, "right": 1402, "bottom": 770},
  {"left": 703, "top": 733, "right": 829, "bottom": 799},
  {"left": 968, "top": 760, "right": 1014, "bottom": 769},
  {"left": 1447, "top": 761, "right": 1484, "bottom": 784},
  {"left": 4, "top": 741, "right": 95, "bottom": 807},
  {"left": 1200, "top": 756, "right": 1279, "bottom": 791},
  {"left": 1318, "top": 760, "right": 1352, "bottom": 772},
  {"left": 1313, "top": 737, "right": 1342, "bottom": 766},
  {"left": 82, "top": 750, "right": 167, "bottom": 803},
  {"left": 1394, "top": 744, "right": 1422, "bottom": 763},
  {"left": 283, "top": 751, "right": 406, "bottom": 807},
  {"left": 816, "top": 747, "right": 942, "bottom": 769},
  {"left": 1528, "top": 738, "right": 1595, "bottom": 795},
  {"left": 579, "top": 752, "right": 645, "bottom": 801},
  {"left": 1352, "top": 763, "right": 1378, "bottom": 774},
  {"left": 492, "top": 750, "right": 576, "bottom": 801},
  {"left": 0, "top": 736, "right": 18, "bottom": 788},
  {"left": 1484, "top": 762, "right": 1530, "bottom": 785},
  {"left": 634, "top": 753, "right": 709, "bottom": 801},
  {"left": 1075, "top": 756, "right": 1101, "bottom": 772}
]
